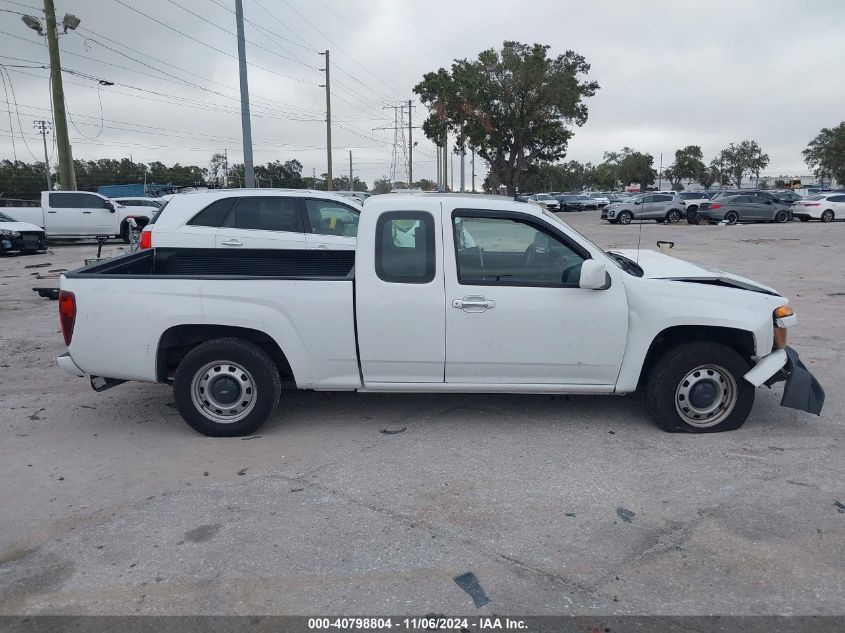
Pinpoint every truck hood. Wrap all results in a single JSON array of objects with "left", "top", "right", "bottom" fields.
[
  {"left": 0, "top": 220, "right": 44, "bottom": 233},
  {"left": 611, "top": 249, "right": 780, "bottom": 296}
]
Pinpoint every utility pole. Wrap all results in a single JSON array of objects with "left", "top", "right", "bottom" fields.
[
  {"left": 42, "top": 0, "right": 75, "bottom": 190},
  {"left": 320, "top": 50, "right": 333, "bottom": 191},
  {"left": 33, "top": 120, "right": 51, "bottom": 190},
  {"left": 435, "top": 145, "right": 440, "bottom": 191},
  {"left": 348, "top": 150, "right": 353, "bottom": 191},
  {"left": 451, "top": 149, "right": 454, "bottom": 192},
  {"left": 407, "top": 99, "right": 413, "bottom": 186},
  {"left": 443, "top": 131, "right": 448, "bottom": 191},
  {"left": 471, "top": 149, "right": 475, "bottom": 192},
  {"left": 658, "top": 152, "right": 663, "bottom": 190},
  {"left": 234, "top": 0, "right": 255, "bottom": 188},
  {"left": 223, "top": 148, "right": 229, "bottom": 188}
]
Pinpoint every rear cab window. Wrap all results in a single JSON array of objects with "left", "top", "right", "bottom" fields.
[{"left": 375, "top": 211, "right": 435, "bottom": 284}]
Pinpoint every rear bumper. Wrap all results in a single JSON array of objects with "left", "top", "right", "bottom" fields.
[
  {"left": 745, "top": 346, "right": 825, "bottom": 416},
  {"left": 57, "top": 352, "right": 85, "bottom": 377}
]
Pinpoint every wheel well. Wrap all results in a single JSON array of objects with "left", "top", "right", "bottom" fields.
[
  {"left": 637, "top": 325, "right": 755, "bottom": 390},
  {"left": 156, "top": 324, "right": 294, "bottom": 384}
]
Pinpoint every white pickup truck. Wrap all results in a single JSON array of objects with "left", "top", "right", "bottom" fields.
[
  {"left": 10, "top": 191, "right": 155, "bottom": 242},
  {"left": 56, "top": 194, "right": 823, "bottom": 437}
]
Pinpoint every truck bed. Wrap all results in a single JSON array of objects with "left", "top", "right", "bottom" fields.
[
  {"left": 66, "top": 247, "right": 355, "bottom": 279},
  {"left": 60, "top": 247, "right": 361, "bottom": 388}
]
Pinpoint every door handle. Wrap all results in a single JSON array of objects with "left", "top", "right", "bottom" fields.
[
  {"left": 82, "top": 211, "right": 92, "bottom": 214},
  {"left": 47, "top": 210, "right": 57, "bottom": 213},
  {"left": 452, "top": 296, "right": 496, "bottom": 312},
  {"left": 220, "top": 239, "right": 243, "bottom": 246}
]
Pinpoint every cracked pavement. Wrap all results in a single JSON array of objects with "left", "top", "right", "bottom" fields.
[{"left": 1, "top": 216, "right": 844, "bottom": 615}]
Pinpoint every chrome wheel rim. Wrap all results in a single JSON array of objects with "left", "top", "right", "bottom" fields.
[
  {"left": 675, "top": 364, "right": 737, "bottom": 427},
  {"left": 822, "top": 210, "right": 833, "bottom": 222},
  {"left": 726, "top": 213, "right": 738, "bottom": 224},
  {"left": 619, "top": 212, "right": 632, "bottom": 224},
  {"left": 190, "top": 360, "right": 257, "bottom": 424}
]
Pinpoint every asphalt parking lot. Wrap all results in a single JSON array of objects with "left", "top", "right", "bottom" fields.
[{"left": 1, "top": 213, "right": 843, "bottom": 616}]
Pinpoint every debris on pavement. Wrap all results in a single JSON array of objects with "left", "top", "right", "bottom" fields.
[
  {"left": 379, "top": 426, "right": 407, "bottom": 435},
  {"left": 237, "top": 468, "right": 248, "bottom": 476},
  {"left": 835, "top": 501, "right": 845, "bottom": 514},
  {"left": 616, "top": 507, "right": 636, "bottom": 523},
  {"left": 24, "top": 262, "right": 51, "bottom": 269},
  {"left": 240, "top": 435, "right": 262, "bottom": 441},
  {"left": 453, "top": 571, "right": 490, "bottom": 608}
]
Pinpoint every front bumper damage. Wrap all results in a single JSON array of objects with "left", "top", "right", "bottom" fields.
[{"left": 744, "top": 346, "right": 825, "bottom": 415}]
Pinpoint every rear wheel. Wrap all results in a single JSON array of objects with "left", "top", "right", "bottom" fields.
[
  {"left": 173, "top": 338, "right": 282, "bottom": 437},
  {"left": 725, "top": 211, "right": 739, "bottom": 225},
  {"left": 666, "top": 209, "right": 681, "bottom": 223},
  {"left": 617, "top": 210, "right": 633, "bottom": 225},
  {"left": 646, "top": 342, "right": 754, "bottom": 433},
  {"left": 775, "top": 210, "right": 788, "bottom": 223},
  {"left": 821, "top": 209, "right": 834, "bottom": 223}
]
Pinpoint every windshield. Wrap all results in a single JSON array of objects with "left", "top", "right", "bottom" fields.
[{"left": 0, "top": 211, "right": 17, "bottom": 222}]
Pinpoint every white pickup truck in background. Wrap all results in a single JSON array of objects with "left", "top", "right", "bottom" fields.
[
  {"left": 10, "top": 191, "right": 155, "bottom": 242},
  {"left": 56, "top": 194, "right": 824, "bottom": 437}
]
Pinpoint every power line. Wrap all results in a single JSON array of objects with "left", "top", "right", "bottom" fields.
[{"left": 111, "top": 0, "right": 317, "bottom": 87}]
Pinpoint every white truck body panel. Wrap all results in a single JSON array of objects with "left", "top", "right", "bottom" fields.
[{"left": 59, "top": 194, "right": 804, "bottom": 407}]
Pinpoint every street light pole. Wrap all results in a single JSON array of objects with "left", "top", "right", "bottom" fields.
[{"left": 42, "top": 0, "right": 75, "bottom": 190}]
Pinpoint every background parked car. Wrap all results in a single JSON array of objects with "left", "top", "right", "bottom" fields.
[
  {"left": 577, "top": 194, "right": 599, "bottom": 209},
  {"left": 528, "top": 193, "right": 560, "bottom": 210},
  {"left": 587, "top": 193, "right": 610, "bottom": 207},
  {"left": 695, "top": 194, "right": 790, "bottom": 224},
  {"left": 142, "top": 190, "right": 362, "bottom": 251},
  {"left": 0, "top": 210, "right": 47, "bottom": 254},
  {"left": 791, "top": 193, "right": 845, "bottom": 222},
  {"left": 602, "top": 193, "right": 686, "bottom": 224},
  {"left": 555, "top": 194, "right": 587, "bottom": 211}
]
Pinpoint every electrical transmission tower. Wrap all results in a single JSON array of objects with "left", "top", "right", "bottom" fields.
[{"left": 374, "top": 102, "right": 417, "bottom": 186}]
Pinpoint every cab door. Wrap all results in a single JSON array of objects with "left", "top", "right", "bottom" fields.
[
  {"left": 354, "top": 201, "right": 445, "bottom": 384},
  {"left": 79, "top": 193, "right": 117, "bottom": 235},
  {"left": 443, "top": 207, "right": 628, "bottom": 386},
  {"left": 44, "top": 192, "right": 82, "bottom": 235},
  {"left": 215, "top": 196, "right": 306, "bottom": 249},
  {"left": 303, "top": 198, "right": 359, "bottom": 251}
]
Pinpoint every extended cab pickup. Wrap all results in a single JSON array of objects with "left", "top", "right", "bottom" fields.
[
  {"left": 10, "top": 191, "right": 154, "bottom": 242},
  {"left": 56, "top": 194, "right": 824, "bottom": 437}
]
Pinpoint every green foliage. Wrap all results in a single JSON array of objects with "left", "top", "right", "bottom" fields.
[
  {"left": 603, "top": 147, "right": 656, "bottom": 189},
  {"left": 774, "top": 179, "right": 788, "bottom": 189},
  {"left": 714, "top": 140, "right": 769, "bottom": 189},
  {"left": 803, "top": 121, "right": 845, "bottom": 185},
  {"left": 372, "top": 176, "right": 393, "bottom": 194},
  {"left": 414, "top": 41, "right": 599, "bottom": 195},
  {"left": 669, "top": 146, "right": 706, "bottom": 187}
]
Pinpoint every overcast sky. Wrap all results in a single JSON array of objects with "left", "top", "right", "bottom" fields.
[{"left": 1, "top": 0, "right": 843, "bottom": 186}]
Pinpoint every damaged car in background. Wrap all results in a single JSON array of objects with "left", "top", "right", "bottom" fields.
[
  {"left": 0, "top": 210, "right": 48, "bottom": 255},
  {"left": 55, "top": 194, "right": 824, "bottom": 437}
]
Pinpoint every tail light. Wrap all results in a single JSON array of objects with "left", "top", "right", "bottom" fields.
[
  {"left": 709, "top": 204, "right": 722, "bottom": 209},
  {"left": 139, "top": 228, "right": 152, "bottom": 249},
  {"left": 804, "top": 203, "right": 820, "bottom": 206},
  {"left": 58, "top": 290, "right": 76, "bottom": 346}
]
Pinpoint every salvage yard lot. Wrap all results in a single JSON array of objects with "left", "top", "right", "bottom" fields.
[{"left": 1, "top": 214, "right": 843, "bottom": 615}]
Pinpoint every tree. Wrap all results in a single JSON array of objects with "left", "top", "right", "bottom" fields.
[
  {"left": 803, "top": 121, "right": 845, "bottom": 185},
  {"left": 774, "top": 179, "right": 787, "bottom": 189},
  {"left": 372, "top": 176, "right": 393, "bottom": 194},
  {"left": 670, "top": 145, "right": 706, "bottom": 186},
  {"left": 414, "top": 41, "right": 599, "bottom": 195},
  {"left": 604, "top": 147, "right": 656, "bottom": 189},
  {"left": 716, "top": 140, "right": 769, "bottom": 189},
  {"left": 208, "top": 153, "right": 227, "bottom": 187}
]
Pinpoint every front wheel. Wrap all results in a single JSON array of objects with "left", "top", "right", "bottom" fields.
[
  {"left": 775, "top": 210, "right": 788, "bottom": 223},
  {"left": 646, "top": 342, "right": 754, "bottom": 433},
  {"left": 173, "top": 338, "right": 282, "bottom": 437},
  {"left": 617, "top": 210, "right": 633, "bottom": 225}
]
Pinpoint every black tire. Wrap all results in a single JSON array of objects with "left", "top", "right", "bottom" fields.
[
  {"left": 725, "top": 211, "right": 739, "bottom": 225},
  {"left": 173, "top": 338, "right": 282, "bottom": 437},
  {"left": 617, "top": 210, "right": 633, "bottom": 225},
  {"left": 666, "top": 209, "right": 681, "bottom": 223},
  {"left": 646, "top": 342, "right": 754, "bottom": 433},
  {"left": 775, "top": 210, "right": 788, "bottom": 223},
  {"left": 686, "top": 210, "right": 698, "bottom": 224},
  {"left": 821, "top": 209, "right": 834, "bottom": 223}
]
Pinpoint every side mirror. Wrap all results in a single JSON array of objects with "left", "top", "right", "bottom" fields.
[
  {"left": 633, "top": 200, "right": 641, "bottom": 205},
  {"left": 579, "top": 259, "right": 610, "bottom": 290},
  {"left": 105, "top": 201, "right": 116, "bottom": 212}
]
